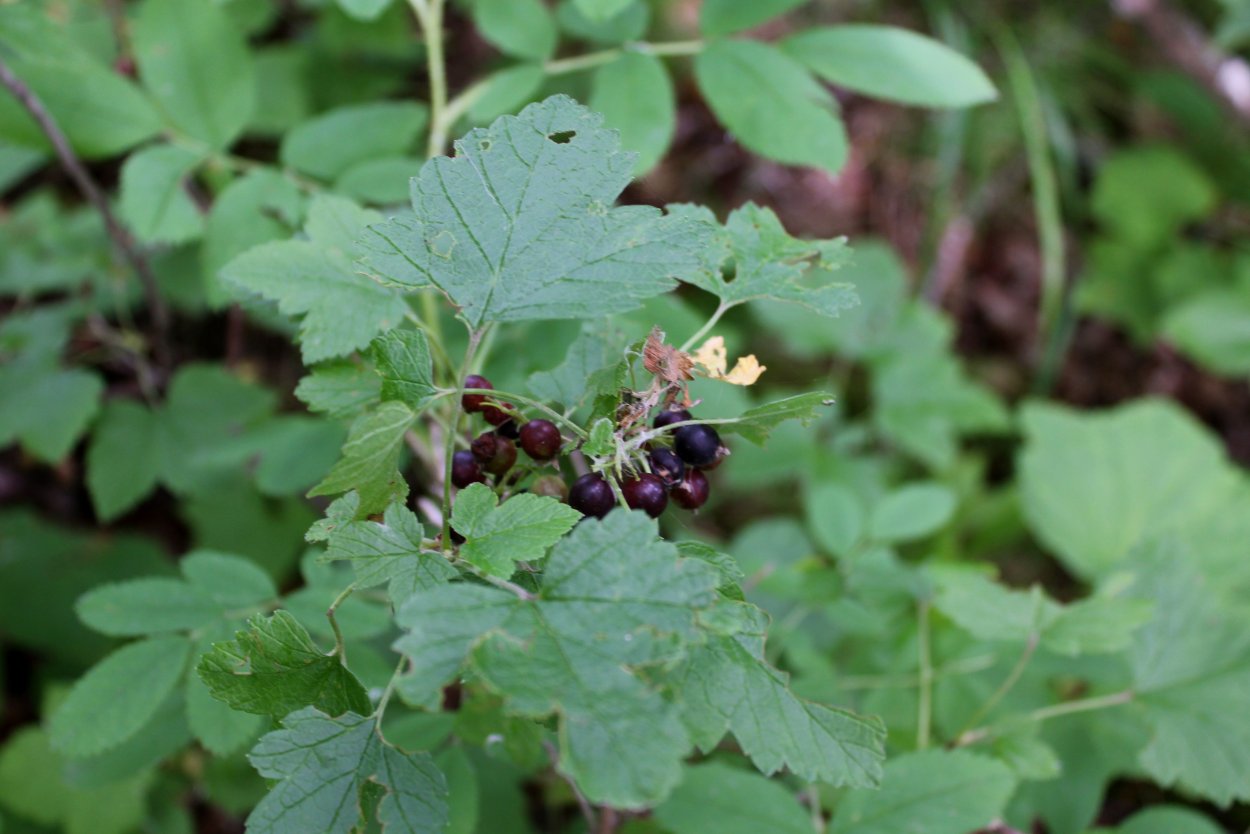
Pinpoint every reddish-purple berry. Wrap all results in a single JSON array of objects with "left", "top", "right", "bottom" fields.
[
  {"left": 451, "top": 450, "right": 485, "bottom": 488},
  {"left": 569, "top": 473, "right": 615, "bottom": 519},
  {"left": 470, "top": 432, "right": 499, "bottom": 463},
  {"left": 482, "top": 401, "right": 513, "bottom": 427},
  {"left": 653, "top": 408, "right": 692, "bottom": 429},
  {"left": 671, "top": 468, "right": 709, "bottom": 510},
  {"left": 462, "top": 375, "right": 493, "bottom": 412},
  {"left": 484, "top": 437, "right": 517, "bottom": 476},
  {"left": 674, "top": 424, "right": 722, "bottom": 468},
  {"left": 495, "top": 419, "right": 520, "bottom": 439},
  {"left": 648, "top": 448, "right": 686, "bottom": 488},
  {"left": 622, "top": 473, "right": 668, "bottom": 518},
  {"left": 531, "top": 474, "right": 569, "bottom": 501},
  {"left": 519, "top": 419, "right": 562, "bottom": 461}
]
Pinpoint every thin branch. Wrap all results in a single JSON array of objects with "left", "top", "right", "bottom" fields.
[
  {"left": 0, "top": 56, "right": 172, "bottom": 369},
  {"left": 326, "top": 583, "right": 357, "bottom": 666},
  {"left": 956, "top": 689, "right": 1135, "bottom": 747}
]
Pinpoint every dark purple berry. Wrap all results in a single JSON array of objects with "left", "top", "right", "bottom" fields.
[
  {"left": 483, "top": 437, "right": 517, "bottom": 476},
  {"left": 622, "top": 473, "right": 668, "bottom": 518},
  {"left": 482, "top": 401, "right": 514, "bottom": 427},
  {"left": 451, "top": 450, "right": 485, "bottom": 488},
  {"left": 671, "top": 468, "right": 709, "bottom": 510},
  {"left": 649, "top": 448, "right": 685, "bottom": 488},
  {"left": 470, "top": 432, "right": 499, "bottom": 463},
  {"left": 653, "top": 408, "right": 692, "bottom": 429},
  {"left": 519, "top": 419, "right": 562, "bottom": 461},
  {"left": 569, "top": 473, "right": 615, "bottom": 519},
  {"left": 674, "top": 424, "right": 723, "bottom": 468},
  {"left": 495, "top": 419, "right": 520, "bottom": 439},
  {"left": 462, "top": 375, "right": 493, "bottom": 412},
  {"left": 532, "top": 474, "right": 569, "bottom": 501}
]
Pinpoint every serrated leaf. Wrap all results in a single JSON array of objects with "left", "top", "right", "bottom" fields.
[
  {"left": 695, "top": 40, "right": 848, "bottom": 173},
  {"left": 325, "top": 502, "right": 457, "bottom": 605},
  {"left": 118, "top": 144, "right": 205, "bottom": 245},
  {"left": 311, "top": 401, "right": 415, "bottom": 513},
  {"left": 1019, "top": 400, "right": 1239, "bottom": 579},
  {"left": 671, "top": 202, "right": 856, "bottom": 316},
  {"left": 829, "top": 749, "right": 1015, "bottom": 834},
  {"left": 49, "top": 635, "right": 192, "bottom": 757},
  {"left": 186, "top": 669, "right": 264, "bottom": 756},
  {"left": 1125, "top": 542, "right": 1250, "bottom": 805},
  {"left": 783, "top": 26, "right": 997, "bottom": 108},
  {"left": 296, "top": 360, "right": 383, "bottom": 419},
  {"left": 75, "top": 578, "right": 220, "bottom": 637},
  {"left": 374, "top": 330, "right": 437, "bottom": 411},
  {"left": 719, "top": 392, "right": 835, "bottom": 446},
  {"left": 0, "top": 365, "right": 102, "bottom": 463},
  {"left": 223, "top": 195, "right": 407, "bottom": 363},
  {"left": 526, "top": 326, "right": 621, "bottom": 410},
  {"left": 675, "top": 603, "right": 884, "bottom": 788},
  {"left": 181, "top": 550, "right": 278, "bottom": 608},
  {"left": 473, "top": 0, "right": 557, "bottom": 60},
  {"left": 396, "top": 511, "right": 722, "bottom": 806},
  {"left": 589, "top": 52, "right": 675, "bottom": 175},
  {"left": 281, "top": 102, "right": 427, "bottom": 182},
  {"left": 361, "top": 95, "right": 714, "bottom": 328},
  {"left": 202, "top": 168, "right": 305, "bottom": 305},
  {"left": 699, "top": 0, "right": 806, "bottom": 35},
  {"left": 451, "top": 483, "right": 582, "bottom": 578},
  {"left": 197, "top": 610, "right": 372, "bottom": 718},
  {"left": 246, "top": 707, "right": 448, "bottom": 834},
  {"left": 132, "top": 0, "right": 255, "bottom": 149}
]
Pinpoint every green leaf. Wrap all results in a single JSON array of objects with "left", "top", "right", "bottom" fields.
[
  {"left": 310, "top": 400, "right": 415, "bottom": 514},
  {"left": 0, "top": 7, "right": 162, "bottom": 159},
  {"left": 75, "top": 578, "right": 220, "bottom": 637},
  {"left": 202, "top": 168, "right": 305, "bottom": 305},
  {"left": 281, "top": 102, "right": 427, "bottom": 181},
  {"left": 132, "top": 0, "right": 256, "bottom": 149},
  {"left": 335, "top": 156, "right": 424, "bottom": 205},
  {"left": 1090, "top": 147, "right": 1216, "bottom": 244},
  {"left": 186, "top": 669, "right": 265, "bottom": 756},
  {"left": 197, "top": 610, "right": 373, "bottom": 718},
  {"left": 829, "top": 749, "right": 1016, "bottom": 834},
  {"left": 699, "top": 0, "right": 806, "bottom": 35},
  {"left": 590, "top": 52, "right": 675, "bottom": 175},
  {"left": 1115, "top": 807, "right": 1225, "bottom": 834},
  {"left": 720, "top": 392, "right": 836, "bottom": 446},
  {"left": 335, "top": 0, "right": 394, "bottom": 21},
  {"left": 869, "top": 482, "right": 956, "bottom": 543},
  {"left": 118, "top": 144, "right": 205, "bottom": 245},
  {"left": 246, "top": 707, "right": 448, "bottom": 834},
  {"left": 324, "top": 502, "right": 457, "bottom": 605},
  {"left": 1125, "top": 543, "right": 1250, "bottom": 805},
  {"left": 653, "top": 762, "right": 812, "bottom": 834},
  {"left": 374, "top": 330, "right": 437, "bottom": 411},
  {"left": 694, "top": 40, "right": 847, "bottom": 173},
  {"left": 397, "top": 511, "right": 722, "bottom": 806},
  {"left": 223, "top": 194, "right": 407, "bottom": 363},
  {"left": 783, "top": 26, "right": 997, "bottom": 108},
  {"left": 296, "top": 360, "right": 383, "bottom": 419},
  {"left": 85, "top": 400, "right": 161, "bottom": 520},
  {"left": 362, "top": 95, "right": 715, "bottom": 328},
  {"left": 671, "top": 202, "right": 855, "bottom": 315},
  {"left": 466, "top": 64, "right": 546, "bottom": 123},
  {"left": 1018, "top": 400, "right": 1239, "bottom": 579},
  {"left": 804, "top": 482, "right": 864, "bottom": 557},
  {"left": 571, "top": 0, "right": 637, "bottom": 22},
  {"left": 526, "top": 326, "right": 621, "bottom": 410},
  {"left": 472, "top": 0, "right": 558, "bottom": 60},
  {"left": 558, "top": 0, "right": 648, "bottom": 44},
  {"left": 181, "top": 550, "right": 278, "bottom": 608},
  {"left": 49, "top": 635, "right": 192, "bottom": 757},
  {"left": 674, "top": 604, "right": 885, "bottom": 788},
  {"left": 0, "top": 365, "right": 102, "bottom": 463},
  {"left": 450, "top": 483, "right": 582, "bottom": 578},
  {"left": 1162, "top": 290, "right": 1250, "bottom": 376}
]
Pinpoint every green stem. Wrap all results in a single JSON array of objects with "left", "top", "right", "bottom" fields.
[
  {"left": 374, "top": 656, "right": 408, "bottom": 728},
  {"left": 544, "top": 39, "right": 704, "bottom": 76},
  {"left": 442, "top": 327, "right": 484, "bottom": 551},
  {"left": 411, "top": 0, "right": 449, "bottom": 159},
  {"left": 326, "top": 583, "right": 357, "bottom": 666},
  {"left": 455, "top": 387, "right": 589, "bottom": 439},
  {"left": 916, "top": 600, "right": 934, "bottom": 750},
  {"left": 956, "top": 689, "right": 1135, "bottom": 747},
  {"left": 679, "top": 300, "right": 733, "bottom": 352},
  {"left": 956, "top": 635, "right": 1038, "bottom": 737}
]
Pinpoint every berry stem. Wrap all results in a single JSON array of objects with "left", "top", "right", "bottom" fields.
[{"left": 454, "top": 387, "right": 589, "bottom": 439}]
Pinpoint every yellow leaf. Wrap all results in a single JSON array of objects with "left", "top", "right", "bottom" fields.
[{"left": 693, "top": 336, "right": 765, "bottom": 386}]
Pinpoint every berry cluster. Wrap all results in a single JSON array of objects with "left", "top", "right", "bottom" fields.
[
  {"left": 449, "top": 377, "right": 724, "bottom": 523},
  {"left": 452, "top": 375, "right": 565, "bottom": 489},
  {"left": 570, "top": 406, "right": 723, "bottom": 520}
]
